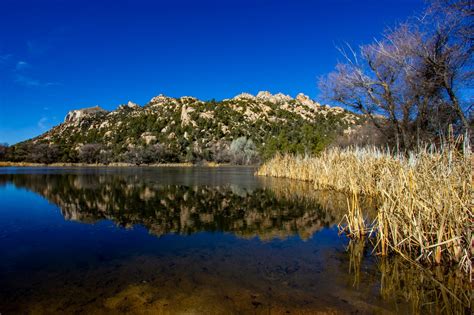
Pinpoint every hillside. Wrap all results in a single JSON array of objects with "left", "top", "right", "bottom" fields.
[{"left": 5, "top": 91, "right": 361, "bottom": 164}]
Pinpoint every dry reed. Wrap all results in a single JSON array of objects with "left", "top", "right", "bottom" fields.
[{"left": 257, "top": 147, "right": 472, "bottom": 275}]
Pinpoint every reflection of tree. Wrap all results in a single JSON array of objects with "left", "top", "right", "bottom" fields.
[{"left": 0, "top": 173, "right": 348, "bottom": 240}]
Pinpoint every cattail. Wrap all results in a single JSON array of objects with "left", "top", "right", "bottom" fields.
[{"left": 257, "top": 146, "right": 472, "bottom": 275}]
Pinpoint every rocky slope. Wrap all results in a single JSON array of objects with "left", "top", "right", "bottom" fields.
[{"left": 11, "top": 91, "right": 361, "bottom": 164}]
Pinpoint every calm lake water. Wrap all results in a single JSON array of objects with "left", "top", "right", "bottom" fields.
[{"left": 0, "top": 167, "right": 470, "bottom": 314}]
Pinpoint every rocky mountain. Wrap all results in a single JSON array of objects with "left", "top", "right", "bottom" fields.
[{"left": 7, "top": 91, "right": 361, "bottom": 164}]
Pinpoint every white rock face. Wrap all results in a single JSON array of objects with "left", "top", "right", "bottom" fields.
[
  {"left": 273, "top": 93, "right": 293, "bottom": 103},
  {"left": 199, "top": 111, "right": 214, "bottom": 120},
  {"left": 295, "top": 93, "right": 322, "bottom": 110},
  {"left": 233, "top": 91, "right": 295, "bottom": 104},
  {"left": 141, "top": 132, "right": 157, "bottom": 145},
  {"left": 221, "top": 125, "right": 229, "bottom": 134},
  {"left": 180, "top": 105, "right": 197, "bottom": 127},
  {"left": 118, "top": 101, "right": 140, "bottom": 111},
  {"left": 256, "top": 91, "right": 293, "bottom": 104},
  {"left": 99, "top": 121, "right": 110, "bottom": 129},
  {"left": 295, "top": 93, "right": 311, "bottom": 105},
  {"left": 149, "top": 94, "right": 177, "bottom": 106},
  {"left": 64, "top": 106, "right": 107, "bottom": 123},
  {"left": 179, "top": 96, "right": 198, "bottom": 103},
  {"left": 244, "top": 107, "right": 259, "bottom": 121},
  {"left": 127, "top": 101, "right": 139, "bottom": 108},
  {"left": 233, "top": 92, "right": 255, "bottom": 100},
  {"left": 256, "top": 91, "right": 272, "bottom": 100}
]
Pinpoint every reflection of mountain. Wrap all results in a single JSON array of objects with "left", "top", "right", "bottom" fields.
[{"left": 0, "top": 172, "right": 348, "bottom": 240}]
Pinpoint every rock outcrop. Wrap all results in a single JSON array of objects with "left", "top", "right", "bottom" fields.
[{"left": 64, "top": 106, "right": 108, "bottom": 123}]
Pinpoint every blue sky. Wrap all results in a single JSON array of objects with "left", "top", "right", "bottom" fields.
[{"left": 0, "top": 0, "right": 425, "bottom": 144}]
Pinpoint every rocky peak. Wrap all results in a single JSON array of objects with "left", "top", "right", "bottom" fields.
[
  {"left": 295, "top": 93, "right": 310, "bottom": 103},
  {"left": 149, "top": 94, "right": 177, "bottom": 106},
  {"left": 179, "top": 96, "right": 199, "bottom": 103},
  {"left": 233, "top": 92, "right": 256, "bottom": 100},
  {"left": 273, "top": 93, "right": 293, "bottom": 103},
  {"left": 256, "top": 91, "right": 293, "bottom": 103},
  {"left": 233, "top": 91, "right": 294, "bottom": 104},
  {"left": 64, "top": 106, "right": 108, "bottom": 123},
  {"left": 127, "top": 101, "right": 139, "bottom": 108},
  {"left": 118, "top": 101, "right": 140, "bottom": 111},
  {"left": 256, "top": 91, "right": 272, "bottom": 99},
  {"left": 296, "top": 93, "right": 320, "bottom": 108}
]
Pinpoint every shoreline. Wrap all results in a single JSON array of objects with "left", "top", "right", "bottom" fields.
[{"left": 0, "top": 161, "right": 250, "bottom": 168}]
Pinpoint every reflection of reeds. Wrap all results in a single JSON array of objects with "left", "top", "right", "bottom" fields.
[
  {"left": 257, "top": 147, "right": 472, "bottom": 275},
  {"left": 259, "top": 176, "right": 377, "bottom": 221},
  {"left": 379, "top": 257, "right": 471, "bottom": 314},
  {"left": 347, "top": 240, "right": 365, "bottom": 288},
  {"left": 344, "top": 243, "right": 472, "bottom": 313}
]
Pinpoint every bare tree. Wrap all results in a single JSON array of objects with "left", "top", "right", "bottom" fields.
[
  {"left": 78, "top": 144, "right": 102, "bottom": 164},
  {"left": 122, "top": 144, "right": 165, "bottom": 165},
  {"left": 0, "top": 143, "right": 8, "bottom": 161},
  {"left": 229, "top": 137, "right": 259, "bottom": 165},
  {"left": 28, "top": 143, "right": 60, "bottom": 164},
  {"left": 209, "top": 140, "right": 231, "bottom": 163},
  {"left": 319, "top": 0, "right": 472, "bottom": 150}
]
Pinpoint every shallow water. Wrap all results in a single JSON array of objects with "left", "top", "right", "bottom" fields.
[{"left": 0, "top": 167, "right": 470, "bottom": 314}]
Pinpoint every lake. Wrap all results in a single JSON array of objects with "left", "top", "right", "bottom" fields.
[{"left": 0, "top": 167, "right": 469, "bottom": 314}]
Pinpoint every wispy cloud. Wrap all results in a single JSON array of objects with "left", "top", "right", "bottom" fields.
[
  {"left": 15, "top": 60, "right": 30, "bottom": 70},
  {"left": 37, "top": 110, "right": 59, "bottom": 131},
  {"left": 14, "top": 74, "right": 61, "bottom": 87},
  {"left": 26, "top": 27, "right": 68, "bottom": 56},
  {"left": 2, "top": 38, "right": 63, "bottom": 88},
  {"left": 45, "top": 82, "right": 62, "bottom": 87},
  {"left": 37, "top": 117, "right": 49, "bottom": 130},
  {"left": 0, "top": 54, "right": 13, "bottom": 64},
  {"left": 14, "top": 74, "right": 41, "bottom": 87},
  {"left": 12, "top": 58, "right": 61, "bottom": 87},
  {"left": 26, "top": 39, "right": 50, "bottom": 55}
]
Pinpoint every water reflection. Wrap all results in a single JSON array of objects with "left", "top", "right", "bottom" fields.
[
  {"left": 343, "top": 239, "right": 472, "bottom": 314},
  {"left": 0, "top": 168, "right": 470, "bottom": 314},
  {"left": 379, "top": 259, "right": 470, "bottom": 314},
  {"left": 0, "top": 171, "right": 346, "bottom": 240}
]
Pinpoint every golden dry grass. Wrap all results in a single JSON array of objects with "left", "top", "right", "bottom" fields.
[
  {"left": 257, "top": 147, "right": 472, "bottom": 275},
  {"left": 0, "top": 161, "right": 45, "bottom": 167}
]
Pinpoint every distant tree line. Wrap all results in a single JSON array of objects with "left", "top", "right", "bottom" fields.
[
  {"left": 0, "top": 137, "right": 261, "bottom": 165},
  {"left": 0, "top": 125, "right": 337, "bottom": 165}
]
